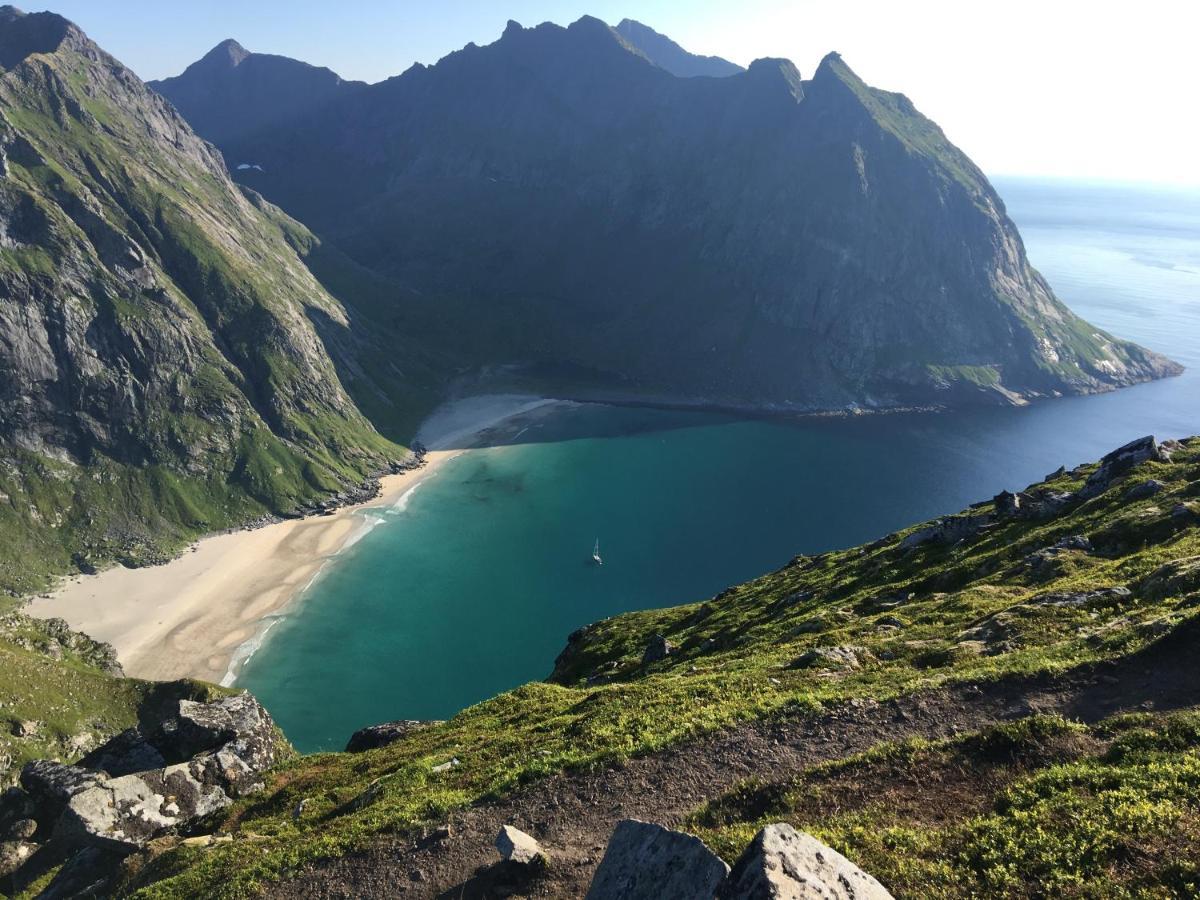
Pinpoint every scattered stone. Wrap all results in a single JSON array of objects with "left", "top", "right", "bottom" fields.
[
  {"left": 496, "top": 824, "right": 545, "bottom": 866},
  {"left": 0, "top": 839, "right": 35, "bottom": 877},
  {"left": 345, "top": 720, "right": 441, "bottom": 753},
  {"left": 432, "top": 757, "right": 461, "bottom": 774},
  {"left": 1138, "top": 556, "right": 1200, "bottom": 601},
  {"left": 4, "top": 818, "right": 36, "bottom": 842},
  {"left": 1029, "top": 586, "right": 1132, "bottom": 609},
  {"left": 10, "top": 719, "right": 40, "bottom": 738},
  {"left": 642, "top": 634, "right": 676, "bottom": 665},
  {"left": 586, "top": 819, "right": 729, "bottom": 900},
  {"left": 293, "top": 798, "right": 308, "bottom": 819},
  {"left": 1172, "top": 503, "right": 1196, "bottom": 520},
  {"left": 1126, "top": 479, "right": 1166, "bottom": 501},
  {"left": 789, "top": 646, "right": 871, "bottom": 671},
  {"left": 900, "top": 514, "right": 992, "bottom": 549},
  {"left": 718, "top": 823, "right": 894, "bottom": 899}
]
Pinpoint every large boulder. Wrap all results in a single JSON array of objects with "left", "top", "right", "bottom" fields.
[
  {"left": 718, "top": 823, "right": 894, "bottom": 899},
  {"left": 586, "top": 819, "right": 729, "bottom": 900},
  {"left": 55, "top": 759, "right": 232, "bottom": 852},
  {"left": 26, "top": 693, "right": 285, "bottom": 854},
  {"left": 1080, "top": 436, "right": 1163, "bottom": 498},
  {"left": 345, "top": 719, "right": 440, "bottom": 753}
]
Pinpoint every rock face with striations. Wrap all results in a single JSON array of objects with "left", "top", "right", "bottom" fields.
[
  {"left": 0, "top": 6, "right": 403, "bottom": 591},
  {"left": 163, "top": 16, "right": 1179, "bottom": 416}
]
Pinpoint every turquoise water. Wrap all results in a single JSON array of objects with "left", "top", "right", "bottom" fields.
[{"left": 241, "top": 178, "right": 1200, "bottom": 751}]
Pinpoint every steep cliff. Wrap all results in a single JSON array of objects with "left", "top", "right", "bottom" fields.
[
  {"left": 0, "top": 7, "right": 407, "bottom": 593},
  {"left": 166, "top": 17, "right": 1179, "bottom": 413}
]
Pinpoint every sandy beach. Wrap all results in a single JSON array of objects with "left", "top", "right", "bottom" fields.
[{"left": 25, "top": 395, "right": 564, "bottom": 686}]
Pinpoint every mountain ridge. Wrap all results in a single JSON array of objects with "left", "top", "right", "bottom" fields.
[
  {"left": 172, "top": 16, "right": 1179, "bottom": 414},
  {"left": 615, "top": 17, "right": 744, "bottom": 77}
]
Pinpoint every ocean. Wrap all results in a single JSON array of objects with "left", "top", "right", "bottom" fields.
[{"left": 239, "top": 177, "right": 1200, "bottom": 751}]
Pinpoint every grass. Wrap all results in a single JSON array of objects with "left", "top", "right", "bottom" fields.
[
  {"left": 115, "top": 438, "right": 1200, "bottom": 897},
  {"left": 0, "top": 612, "right": 230, "bottom": 782},
  {"left": 689, "top": 712, "right": 1200, "bottom": 898}
]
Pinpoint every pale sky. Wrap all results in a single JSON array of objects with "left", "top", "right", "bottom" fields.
[{"left": 37, "top": 0, "right": 1200, "bottom": 185}]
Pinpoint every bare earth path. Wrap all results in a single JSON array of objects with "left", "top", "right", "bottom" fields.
[{"left": 272, "top": 621, "right": 1200, "bottom": 899}]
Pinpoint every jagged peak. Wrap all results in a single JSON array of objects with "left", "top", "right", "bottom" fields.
[
  {"left": 0, "top": 6, "right": 79, "bottom": 70},
  {"left": 502, "top": 19, "right": 522, "bottom": 39},
  {"left": 200, "top": 37, "right": 251, "bottom": 68},
  {"left": 745, "top": 57, "right": 805, "bottom": 102}
]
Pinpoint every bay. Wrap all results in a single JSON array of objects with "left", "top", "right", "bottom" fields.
[{"left": 240, "top": 177, "right": 1200, "bottom": 751}]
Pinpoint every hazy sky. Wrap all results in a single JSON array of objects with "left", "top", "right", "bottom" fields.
[{"left": 38, "top": 0, "right": 1200, "bottom": 185}]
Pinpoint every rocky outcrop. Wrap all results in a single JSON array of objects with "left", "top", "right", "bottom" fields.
[
  {"left": 345, "top": 719, "right": 440, "bottom": 753},
  {"left": 586, "top": 820, "right": 891, "bottom": 899},
  {"left": 1079, "top": 436, "right": 1166, "bottom": 499},
  {"left": 586, "top": 819, "right": 730, "bottom": 900},
  {"left": 719, "top": 823, "right": 895, "bottom": 899},
  {"left": 642, "top": 634, "right": 677, "bottom": 665},
  {"left": 2, "top": 692, "right": 286, "bottom": 891}
]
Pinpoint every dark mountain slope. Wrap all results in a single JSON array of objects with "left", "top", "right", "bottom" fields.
[
  {"left": 614, "top": 18, "right": 744, "bottom": 77},
  {"left": 185, "top": 17, "right": 1178, "bottom": 413},
  {"left": 149, "top": 38, "right": 365, "bottom": 147},
  {"left": 0, "top": 7, "right": 420, "bottom": 593}
]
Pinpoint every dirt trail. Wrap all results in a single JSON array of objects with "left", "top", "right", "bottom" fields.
[{"left": 273, "top": 621, "right": 1200, "bottom": 899}]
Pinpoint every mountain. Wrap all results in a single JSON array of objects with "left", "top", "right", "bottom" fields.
[
  {"left": 614, "top": 18, "right": 744, "bottom": 77},
  {"left": 148, "top": 38, "right": 365, "bottom": 148},
  {"left": 0, "top": 6, "right": 423, "bottom": 594},
  {"left": 41, "top": 433, "right": 1198, "bottom": 897},
  {"left": 173, "top": 16, "right": 1179, "bottom": 414}
]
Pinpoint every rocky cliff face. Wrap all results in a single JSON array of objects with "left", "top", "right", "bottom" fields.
[
  {"left": 0, "top": 6, "right": 403, "bottom": 592},
  {"left": 149, "top": 39, "right": 365, "bottom": 148},
  {"left": 168, "top": 16, "right": 1179, "bottom": 413}
]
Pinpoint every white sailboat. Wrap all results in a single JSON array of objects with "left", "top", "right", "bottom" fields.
[{"left": 592, "top": 538, "right": 603, "bottom": 566}]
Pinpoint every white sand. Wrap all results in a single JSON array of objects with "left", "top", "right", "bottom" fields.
[{"left": 26, "top": 394, "right": 564, "bottom": 685}]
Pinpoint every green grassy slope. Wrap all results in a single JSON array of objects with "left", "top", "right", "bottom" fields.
[
  {"left": 120, "top": 436, "right": 1199, "bottom": 897},
  {"left": 0, "top": 611, "right": 228, "bottom": 783}
]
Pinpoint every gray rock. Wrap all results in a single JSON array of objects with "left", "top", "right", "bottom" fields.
[
  {"left": 790, "top": 646, "right": 871, "bottom": 671},
  {"left": 4, "top": 818, "right": 36, "bottom": 842},
  {"left": 1080, "top": 436, "right": 1163, "bottom": 498},
  {"left": 496, "top": 824, "right": 544, "bottom": 865},
  {"left": 900, "top": 514, "right": 991, "bottom": 549},
  {"left": 345, "top": 720, "right": 440, "bottom": 753},
  {"left": 77, "top": 728, "right": 166, "bottom": 776},
  {"left": 56, "top": 759, "right": 233, "bottom": 852},
  {"left": 586, "top": 819, "right": 729, "bottom": 900},
  {"left": 1028, "top": 586, "right": 1132, "bottom": 609},
  {"left": 642, "top": 634, "right": 676, "bottom": 665},
  {"left": 1126, "top": 479, "right": 1166, "bottom": 501},
  {"left": 718, "top": 823, "right": 894, "bottom": 899},
  {"left": 20, "top": 761, "right": 103, "bottom": 805},
  {"left": 0, "top": 839, "right": 35, "bottom": 877},
  {"left": 994, "top": 490, "right": 1021, "bottom": 517}
]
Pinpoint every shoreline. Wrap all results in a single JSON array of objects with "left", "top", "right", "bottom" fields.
[{"left": 25, "top": 395, "right": 567, "bottom": 686}]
